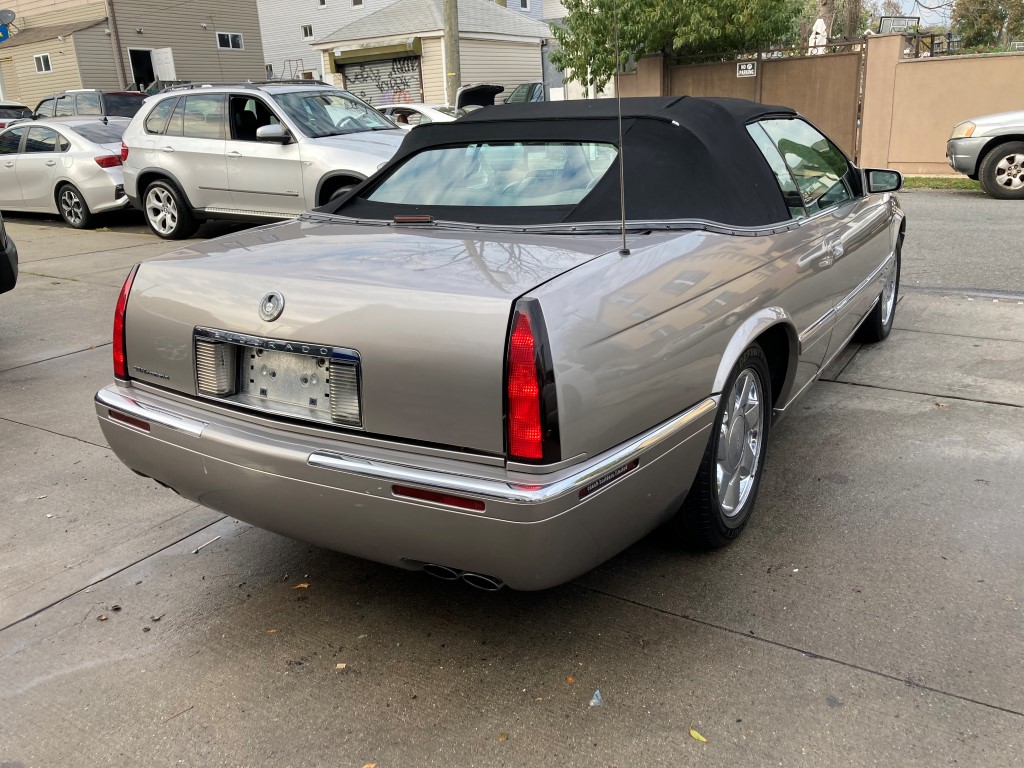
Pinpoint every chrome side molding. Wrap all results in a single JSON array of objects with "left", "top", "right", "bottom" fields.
[
  {"left": 96, "top": 387, "right": 208, "bottom": 438},
  {"left": 309, "top": 397, "right": 718, "bottom": 505}
]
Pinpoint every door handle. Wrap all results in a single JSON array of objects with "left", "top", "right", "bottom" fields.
[
  {"left": 2, "top": 161, "right": 13, "bottom": 168},
  {"left": 826, "top": 238, "right": 845, "bottom": 259},
  {"left": 160, "top": 146, "right": 175, "bottom": 153},
  {"left": 45, "top": 160, "right": 57, "bottom": 167},
  {"left": 227, "top": 151, "right": 243, "bottom": 158}
]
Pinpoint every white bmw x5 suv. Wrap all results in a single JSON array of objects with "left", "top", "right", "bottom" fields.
[{"left": 121, "top": 82, "right": 406, "bottom": 239}]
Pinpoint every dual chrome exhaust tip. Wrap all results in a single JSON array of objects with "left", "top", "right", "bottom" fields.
[{"left": 421, "top": 563, "right": 505, "bottom": 592}]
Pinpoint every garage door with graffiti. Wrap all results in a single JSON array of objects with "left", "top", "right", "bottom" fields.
[{"left": 342, "top": 57, "right": 423, "bottom": 106}]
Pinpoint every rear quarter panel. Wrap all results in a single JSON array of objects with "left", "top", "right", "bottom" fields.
[{"left": 531, "top": 226, "right": 835, "bottom": 459}]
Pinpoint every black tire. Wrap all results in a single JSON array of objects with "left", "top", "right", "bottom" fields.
[
  {"left": 856, "top": 236, "right": 902, "bottom": 343},
  {"left": 57, "top": 184, "right": 95, "bottom": 229},
  {"left": 978, "top": 141, "right": 1024, "bottom": 200},
  {"left": 676, "top": 343, "right": 772, "bottom": 549},
  {"left": 143, "top": 179, "right": 199, "bottom": 240},
  {"left": 328, "top": 184, "right": 356, "bottom": 202}
]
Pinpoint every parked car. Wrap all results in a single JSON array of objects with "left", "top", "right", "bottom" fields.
[
  {"left": 0, "top": 117, "right": 132, "bottom": 228},
  {"left": 95, "top": 97, "right": 905, "bottom": 590},
  {"left": 504, "top": 82, "right": 545, "bottom": 103},
  {"left": 0, "top": 212, "right": 17, "bottom": 295},
  {"left": 378, "top": 103, "right": 465, "bottom": 128},
  {"left": 0, "top": 100, "right": 32, "bottom": 130},
  {"left": 947, "top": 110, "right": 1024, "bottom": 199},
  {"left": 34, "top": 90, "right": 147, "bottom": 119},
  {"left": 121, "top": 83, "right": 406, "bottom": 239}
]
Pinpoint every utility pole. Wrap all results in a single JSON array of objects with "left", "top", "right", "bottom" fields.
[{"left": 443, "top": 0, "right": 461, "bottom": 105}]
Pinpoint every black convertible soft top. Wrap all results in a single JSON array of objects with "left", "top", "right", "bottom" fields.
[{"left": 331, "top": 96, "right": 799, "bottom": 227}]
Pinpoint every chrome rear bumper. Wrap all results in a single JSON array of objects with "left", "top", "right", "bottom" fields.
[{"left": 95, "top": 385, "right": 715, "bottom": 589}]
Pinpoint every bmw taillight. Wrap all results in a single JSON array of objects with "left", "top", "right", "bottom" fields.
[
  {"left": 505, "top": 300, "right": 559, "bottom": 464},
  {"left": 120, "top": 141, "right": 129, "bottom": 162},
  {"left": 95, "top": 154, "right": 122, "bottom": 168},
  {"left": 113, "top": 265, "right": 139, "bottom": 380}
]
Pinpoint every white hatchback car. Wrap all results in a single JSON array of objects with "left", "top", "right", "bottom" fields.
[{"left": 121, "top": 82, "right": 407, "bottom": 239}]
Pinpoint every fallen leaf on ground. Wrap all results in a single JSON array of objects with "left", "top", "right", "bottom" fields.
[
  {"left": 566, "top": 676, "right": 576, "bottom": 684},
  {"left": 37, "top": 495, "right": 47, "bottom": 499},
  {"left": 96, "top": 614, "right": 108, "bottom": 621},
  {"left": 689, "top": 727, "right": 708, "bottom": 743},
  {"left": 293, "top": 583, "right": 310, "bottom": 589},
  {"left": 266, "top": 629, "right": 278, "bottom": 635},
  {"left": 336, "top": 663, "right": 347, "bottom": 670},
  {"left": 498, "top": 733, "right": 509, "bottom": 742},
  {"left": 362, "top": 764, "right": 377, "bottom": 768},
  {"left": 935, "top": 402, "right": 950, "bottom": 408}
]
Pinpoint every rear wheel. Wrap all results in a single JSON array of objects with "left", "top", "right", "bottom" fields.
[
  {"left": 676, "top": 343, "right": 772, "bottom": 548},
  {"left": 57, "top": 184, "right": 94, "bottom": 229},
  {"left": 856, "top": 237, "right": 901, "bottom": 343},
  {"left": 144, "top": 180, "right": 198, "bottom": 240},
  {"left": 978, "top": 141, "right": 1024, "bottom": 200}
]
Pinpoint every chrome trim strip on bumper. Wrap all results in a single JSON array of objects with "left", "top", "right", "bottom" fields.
[
  {"left": 96, "top": 388, "right": 208, "bottom": 438},
  {"left": 308, "top": 397, "right": 719, "bottom": 505}
]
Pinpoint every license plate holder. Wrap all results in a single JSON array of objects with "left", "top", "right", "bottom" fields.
[{"left": 240, "top": 347, "right": 332, "bottom": 415}]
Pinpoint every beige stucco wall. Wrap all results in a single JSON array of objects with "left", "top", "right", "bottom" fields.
[
  {"left": 861, "top": 37, "right": 1024, "bottom": 173},
  {"left": 616, "top": 54, "right": 663, "bottom": 98}
]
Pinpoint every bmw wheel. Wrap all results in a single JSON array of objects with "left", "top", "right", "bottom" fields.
[
  {"left": 144, "top": 180, "right": 199, "bottom": 240},
  {"left": 57, "top": 184, "right": 94, "bottom": 229},
  {"left": 676, "top": 343, "right": 772, "bottom": 548}
]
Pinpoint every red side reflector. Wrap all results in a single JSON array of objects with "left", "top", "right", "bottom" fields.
[
  {"left": 120, "top": 141, "right": 129, "bottom": 162},
  {"left": 507, "top": 313, "right": 543, "bottom": 460},
  {"left": 392, "top": 485, "right": 485, "bottom": 512},
  {"left": 108, "top": 409, "right": 151, "bottom": 432},
  {"left": 95, "top": 154, "right": 122, "bottom": 168},
  {"left": 113, "top": 265, "right": 138, "bottom": 380},
  {"left": 579, "top": 460, "right": 639, "bottom": 499}
]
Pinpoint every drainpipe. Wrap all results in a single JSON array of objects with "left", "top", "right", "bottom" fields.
[{"left": 104, "top": 0, "right": 129, "bottom": 88}]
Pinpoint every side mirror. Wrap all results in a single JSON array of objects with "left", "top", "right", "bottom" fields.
[
  {"left": 256, "top": 124, "right": 291, "bottom": 144},
  {"left": 866, "top": 169, "right": 903, "bottom": 193}
]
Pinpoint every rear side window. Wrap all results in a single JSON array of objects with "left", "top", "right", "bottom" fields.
[
  {"left": 760, "top": 118, "right": 854, "bottom": 213},
  {"left": 747, "top": 123, "right": 806, "bottom": 220},
  {"left": 182, "top": 94, "right": 226, "bottom": 140},
  {"left": 24, "top": 127, "right": 59, "bottom": 153},
  {"left": 103, "top": 94, "right": 146, "bottom": 117},
  {"left": 0, "top": 107, "right": 30, "bottom": 119},
  {"left": 0, "top": 128, "right": 25, "bottom": 154},
  {"left": 144, "top": 97, "right": 177, "bottom": 134},
  {"left": 54, "top": 98, "right": 75, "bottom": 117},
  {"left": 76, "top": 93, "right": 102, "bottom": 114}
]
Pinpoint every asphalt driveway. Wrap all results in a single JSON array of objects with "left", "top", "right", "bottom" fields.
[{"left": 0, "top": 190, "right": 1021, "bottom": 767}]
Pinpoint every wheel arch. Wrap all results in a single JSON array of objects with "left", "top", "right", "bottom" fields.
[
  {"left": 135, "top": 168, "right": 196, "bottom": 209},
  {"left": 711, "top": 309, "right": 799, "bottom": 409},
  {"left": 973, "top": 134, "right": 1024, "bottom": 177},
  {"left": 315, "top": 170, "right": 366, "bottom": 207}
]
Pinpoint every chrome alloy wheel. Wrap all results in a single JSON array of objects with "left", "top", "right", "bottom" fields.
[
  {"left": 995, "top": 153, "right": 1024, "bottom": 191},
  {"left": 881, "top": 257, "right": 898, "bottom": 325},
  {"left": 145, "top": 186, "right": 178, "bottom": 236},
  {"left": 59, "top": 188, "right": 84, "bottom": 226},
  {"left": 716, "top": 369, "right": 765, "bottom": 517}
]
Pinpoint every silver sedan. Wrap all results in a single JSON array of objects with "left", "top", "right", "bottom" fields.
[{"left": 0, "top": 117, "right": 131, "bottom": 228}]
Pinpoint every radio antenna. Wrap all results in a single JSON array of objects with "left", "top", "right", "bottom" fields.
[{"left": 613, "top": 0, "right": 629, "bottom": 256}]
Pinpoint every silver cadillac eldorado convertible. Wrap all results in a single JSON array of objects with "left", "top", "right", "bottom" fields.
[{"left": 95, "top": 97, "right": 906, "bottom": 590}]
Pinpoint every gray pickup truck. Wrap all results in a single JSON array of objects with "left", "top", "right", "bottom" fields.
[{"left": 947, "top": 110, "right": 1024, "bottom": 199}]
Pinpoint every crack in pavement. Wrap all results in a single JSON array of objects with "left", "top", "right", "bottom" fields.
[
  {"left": 890, "top": 326, "right": 1024, "bottom": 344},
  {"left": 0, "top": 515, "right": 226, "bottom": 635},
  {"left": 0, "top": 415, "right": 110, "bottom": 450},
  {"left": 832, "top": 379, "right": 1023, "bottom": 409},
  {"left": 902, "top": 285, "right": 1024, "bottom": 302},
  {"left": 0, "top": 342, "right": 112, "bottom": 375},
  {"left": 576, "top": 583, "right": 1024, "bottom": 720}
]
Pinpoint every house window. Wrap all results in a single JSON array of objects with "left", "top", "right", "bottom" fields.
[
  {"left": 319, "top": 0, "right": 326, "bottom": 5},
  {"left": 352, "top": 0, "right": 362, "bottom": 6},
  {"left": 265, "top": 64, "right": 274, "bottom": 78},
  {"left": 301, "top": 24, "right": 313, "bottom": 39},
  {"left": 34, "top": 54, "right": 53, "bottom": 73},
  {"left": 216, "top": 32, "right": 244, "bottom": 50},
  {"left": 519, "top": 0, "right": 529, "bottom": 8}
]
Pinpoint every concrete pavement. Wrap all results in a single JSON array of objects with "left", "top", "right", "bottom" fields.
[{"left": 0, "top": 201, "right": 1022, "bottom": 767}]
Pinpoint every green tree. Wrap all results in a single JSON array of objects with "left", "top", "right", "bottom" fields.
[
  {"left": 952, "top": 0, "right": 1024, "bottom": 45},
  {"left": 550, "top": 0, "right": 804, "bottom": 89}
]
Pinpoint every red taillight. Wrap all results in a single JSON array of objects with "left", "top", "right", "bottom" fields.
[
  {"left": 95, "top": 154, "right": 122, "bottom": 168},
  {"left": 120, "top": 141, "right": 129, "bottom": 162},
  {"left": 507, "top": 312, "right": 543, "bottom": 460},
  {"left": 113, "top": 265, "right": 138, "bottom": 380}
]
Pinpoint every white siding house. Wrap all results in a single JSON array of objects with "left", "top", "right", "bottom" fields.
[{"left": 256, "top": 0, "right": 546, "bottom": 81}]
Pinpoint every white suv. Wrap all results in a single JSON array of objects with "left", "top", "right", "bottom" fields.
[{"left": 121, "top": 82, "right": 406, "bottom": 239}]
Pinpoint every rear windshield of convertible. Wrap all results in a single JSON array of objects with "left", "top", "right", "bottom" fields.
[{"left": 366, "top": 141, "right": 618, "bottom": 207}]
